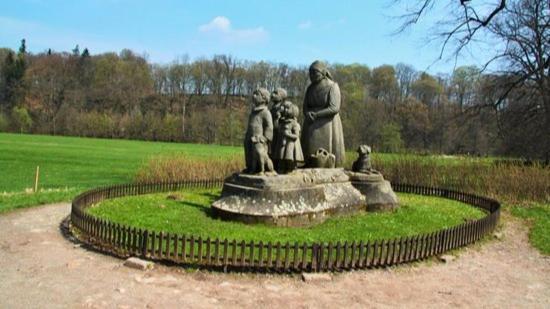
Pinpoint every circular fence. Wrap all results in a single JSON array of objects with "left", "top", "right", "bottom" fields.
[{"left": 70, "top": 179, "right": 500, "bottom": 272}]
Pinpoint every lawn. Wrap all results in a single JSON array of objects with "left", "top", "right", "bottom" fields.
[
  {"left": 1, "top": 133, "right": 547, "bottom": 256},
  {"left": 1, "top": 133, "right": 489, "bottom": 212},
  {"left": 86, "top": 188, "right": 486, "bottom": 243},
  {"left": 0, "top": 133, "right": 240, "bottom": 211}
]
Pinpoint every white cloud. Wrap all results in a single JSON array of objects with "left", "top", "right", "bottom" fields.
[
  {"left": 298, "top": 20, "right": 312, "bottom": 30},
  {"left": 199, "top": 16, "right": 231, "bottom": 33},
  {"left": 198, "top": 16, "right": 268, "bottom": 43}
]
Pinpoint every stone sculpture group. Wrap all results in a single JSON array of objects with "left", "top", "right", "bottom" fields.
[
  {"left": 244, "top": 60, "right": 345, "bottom": 175},
  {"left": 212, "top": 60, "right": 398, "bottom": 227}
]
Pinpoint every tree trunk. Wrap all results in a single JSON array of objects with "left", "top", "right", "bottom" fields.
[{"left": 181, "top": 95, "right": 186, "bottom": 141}]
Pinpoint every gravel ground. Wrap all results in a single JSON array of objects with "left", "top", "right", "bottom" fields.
[{"left": 0, "top": 203, "right": 548, "bottom": 308}]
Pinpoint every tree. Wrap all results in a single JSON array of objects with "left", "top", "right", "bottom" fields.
[
  {"left": 396, "top": 98, "right": 432, "bottom": 149},
  {"left": 168, "top": 55, "right": 191, "bottom": 138},
  {"left": 81, "top": 48, "right": 90, "bottom": 58},
  {"left": 370, "top": 65, "right": 398, "bottom": 103},
  {"left": 287, "top": 66, "right": 309, "bottom": 99},
  {"left": 411, "top": 72, "right": 443, "bottom": 106},
  {"left": 91, "top": 51, "right": 154, "bottom": 113},
  {"left": 72, "top": 44, "right": 80, "bottom": 57},
  {"left": 450, "top": 66, "right": 481, "bottom": 110},
  {"left": 1, "top": 40, "right": 27, "bottom": 112},
  {"left": 190, "top": 59, "right": 208, "bottom": 96},
  {"left": 394, "top": 0, "right": 507, "bottom": 59},
  {"left": 219, "top": 54, "right": 238, "bottom": 106},
  {"left": 395, "top": 63, "right": 417, "bottom": 101},
  {"left": 0, "top": 112, "right": 9, "bottom": 132},
  {"left": 379, "top": 122, "right": 404, "bottom": 153},
  {"left": 395, "top": 0, "right": 550, "bottom": 159},
  {"left": 11, "top": 106, "right": 32, "bottom": 133}
]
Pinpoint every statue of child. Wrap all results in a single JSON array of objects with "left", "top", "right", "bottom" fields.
[
  {"left": 269, "top": 88, "right": 288, "bottom": 169},
  {"left": 274, "top": 101, "right": 304, "bottom": 173},
  {"left": 244, "top": 88, "right": 276, "bottom": 174}
]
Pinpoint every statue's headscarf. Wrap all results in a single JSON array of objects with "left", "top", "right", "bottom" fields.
[{"left": 309, "top": 60, "right": 333, "bottom": 80}]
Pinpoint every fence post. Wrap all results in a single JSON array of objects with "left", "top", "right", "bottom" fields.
[{"left": 141, "top": 230, "right": 148, "bottom": 257}]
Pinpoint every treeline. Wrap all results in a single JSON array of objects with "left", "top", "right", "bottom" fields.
[{"left": 0, "top": 40, "right": 546, "bottom": 159}]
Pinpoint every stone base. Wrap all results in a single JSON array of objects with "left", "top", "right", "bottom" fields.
[
  {"left": 346, "top": 171, "right": 399, "bottom": 211},
  {"left": 211, "top": 168, "right": 366, "bottom": 227}
]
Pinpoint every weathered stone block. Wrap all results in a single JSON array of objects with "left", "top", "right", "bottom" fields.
[
  {"left": 301, "top": 272, "right": 332, "bottom": 282},
  {"left": 346, "top": 171, "right": 399, "bottom": 211},
  {"left": 211, "top": 168, "right": 365, "bottom": 227},
  {"left": 124, "top": 257, "right": 154, "bottom": 270}
]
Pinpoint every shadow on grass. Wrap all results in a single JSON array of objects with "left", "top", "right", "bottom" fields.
[
  {"left": 200, "top": 192, "right": 220, "bottom": 201},
  {"left": 175, "top": 192, "right": 221, "bottom": 218}
]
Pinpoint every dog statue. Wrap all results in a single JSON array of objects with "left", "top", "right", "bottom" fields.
[{"left": 352, "top": 145, "right": 374, "bottom": 173}]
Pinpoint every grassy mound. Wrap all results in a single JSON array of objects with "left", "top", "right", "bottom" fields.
[
  {"left": 87, "top": 189, "right": 485, "bottom": 243},
  {"left": 511, "top": 204, "right": 550, "bottom": 255}
]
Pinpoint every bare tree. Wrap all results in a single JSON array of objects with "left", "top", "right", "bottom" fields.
[
  {"left": 190, "top": 59, "right": 208, "bottom": 96},
  {"left": 395, "top": 0, "right": 549, "bottom": 159},
  {"left": 219, "top": 54, "right": 238, "bottom": 106},
  {"left": 168, "top": 55, "right": 191, "bottom": 138},
  {"left": 395, "top": 63, "right": 417, "bottom": 100},
  {"left": 394, "top": 0, "right": 506, "bottom": 59}
]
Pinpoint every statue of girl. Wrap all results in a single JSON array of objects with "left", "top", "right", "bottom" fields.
[{"left": 274, "top": 101, "right": 304, "bottom": 173}]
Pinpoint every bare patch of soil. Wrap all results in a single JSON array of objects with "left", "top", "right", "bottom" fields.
[{"left": 0, "top": 204, "right": 548, "bottom": 308}]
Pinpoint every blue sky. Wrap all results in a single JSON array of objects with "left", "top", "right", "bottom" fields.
[{"left": 0, "top": 0, "right": 492, "bottom": 74}]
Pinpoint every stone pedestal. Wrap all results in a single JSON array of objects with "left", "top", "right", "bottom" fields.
[
  {"left": 211, "top": 168, "right": 365, "bottom": 227},
  {"left": 346, "top": 171, "right": 399, "bottom": 211}
]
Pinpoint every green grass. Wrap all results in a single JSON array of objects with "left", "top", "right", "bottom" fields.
[
  {"left": 87, "top": 189, "right": 485, "bottom": 243},
  {"left": 0, "top": 188, "right": 81, "bottom": 213},
  {"left": 0, "top": 133, "right": 241, "bottom": 211},
  {"left": 0, "top": 133, "right": 494, "bottom": 212},
  {"left": 1, "top": 133, "right": 547, "bottom": 255},
  {"left": 0, "top": 133, "right": 241, "bottom": 191},
  {"left": 511, "top": 204, "right": 550, "bottom": 255}
]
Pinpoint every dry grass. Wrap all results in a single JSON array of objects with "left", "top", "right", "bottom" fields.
[
  {"left": 135, "top": 154, "right": 243, "bottom": 183},
  {"left": 136, "top": 155, "right": 549, "bottom": 204},
  {"left": 376, "top": 158, "right": 549, "bottom": 204}
]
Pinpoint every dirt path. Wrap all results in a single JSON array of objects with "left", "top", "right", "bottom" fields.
[{"left": 0, "top": 203, "right": 548, "bottom": 309}]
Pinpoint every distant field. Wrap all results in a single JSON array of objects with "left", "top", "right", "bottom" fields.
[
  {"left": 0, "top": 133, "right": 241, "bottom": 192},
  {"left": 1, "top": 133, "right": 494, "bottom": 194},
  {"left": 0, "top": 133, "right": 241, "bottom": 211}
]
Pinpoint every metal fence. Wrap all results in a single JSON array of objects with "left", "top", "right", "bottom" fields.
[{"left": 70, "top": 179, "right": 500, "bottom": 272}]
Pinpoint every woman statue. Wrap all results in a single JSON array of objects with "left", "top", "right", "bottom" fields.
[{"left": 301, "top": 60, "right": 346, "bottom": 167}]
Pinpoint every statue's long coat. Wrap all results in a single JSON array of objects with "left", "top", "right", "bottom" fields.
[{"left": 301, "top": 78, "right": 346, "bottom": 167}]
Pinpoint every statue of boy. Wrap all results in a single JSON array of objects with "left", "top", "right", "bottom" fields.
[
  {"left": 244, "top": 88, "right": 276, "bottom": 175},
  {"left": 270, "top": 88, "right": 288, "bottom": 168},
  {"left": 273, "top": 101, "right": 304, "bottom": 173}
]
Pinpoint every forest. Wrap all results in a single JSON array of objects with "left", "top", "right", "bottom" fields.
[{"left": 0, "top": 37, "right": 547, "bottom": 160}]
